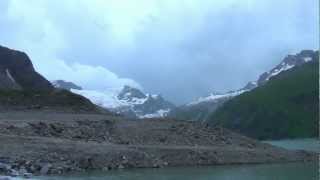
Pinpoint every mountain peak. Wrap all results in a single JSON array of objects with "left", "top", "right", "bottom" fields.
[
  {"left": 117, "top": 85, "right": 147, "bottom": 101},
  {"left": 258, "top": 50, "right": 318, "bottom": 86}
]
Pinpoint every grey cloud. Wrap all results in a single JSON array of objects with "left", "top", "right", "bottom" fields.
[{"left": 0, "top": 0, "right": 318, "bottom": 104}]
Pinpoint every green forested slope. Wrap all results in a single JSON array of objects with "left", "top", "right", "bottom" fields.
[{"left": 210, "top": 60, "right": 319, "bottom": 140}]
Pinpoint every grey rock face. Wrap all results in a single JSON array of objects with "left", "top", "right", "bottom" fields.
[
  {"left": 134, "top": 95, "right": 175, "bottom": 115},
  {"left": 52, "top": 80, "right": 83, "bottom": 91},
  {"left": 117, "top": 85, "right": 147, "bottom": 101}
]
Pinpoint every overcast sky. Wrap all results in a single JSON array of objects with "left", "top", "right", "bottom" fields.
[{"left": 0, "top": 0, "right": 318, "bottom": 104}]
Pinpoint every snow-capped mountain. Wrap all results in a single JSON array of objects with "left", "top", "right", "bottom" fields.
[
  {"left": 60, "top": 85, "right": 175, "bottom": 119},
  {"left": 114, "top": 86, "right": 175, "bottom": 118},
  {"left": 257, "top": 50, "right": 317, "bottom": 86},
  {"left": 169, "top": 50, "right": 318, "bottom": 121},
  {"left": 188, "top": 50, "right": 318, "bottom": 107}
]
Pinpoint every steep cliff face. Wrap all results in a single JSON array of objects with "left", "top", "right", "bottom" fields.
[
  {"left": 0, "top": 45, "right": 53, "bottom": 91},
  {"left": 0, "top": 45, "right": 106, "bottom": 113}
]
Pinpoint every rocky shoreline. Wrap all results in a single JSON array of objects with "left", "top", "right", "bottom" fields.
[{"left": 0, "top": 111, "right": 317, "bottom": 179}]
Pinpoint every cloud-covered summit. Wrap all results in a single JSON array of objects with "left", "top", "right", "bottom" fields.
[{"left": 0, "top": 0, "right": 318, "bottom": 104}]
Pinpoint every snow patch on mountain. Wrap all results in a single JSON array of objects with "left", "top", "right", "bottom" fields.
[
  {"left": 71, "top": 86, "right": 174, "bottom": 119},
  {"left": 303, "top": 57, "right": 312, "bottom": 62},
  {"left": 188, "top": 89, "right": 248, "bottom": 106},
  {"left": 266, "top": 63, "right": 295, "bottom": 81},
  {"left": 139, "top": 109, "right": 171, "bottom": 119},
  {"left": 71, "top": 88, "right": 123, "bottom": 109},
  {"left": 52, "top": 81, "right": 60, "bottom": 88},
  {"left": 71, "top": 87, "right": 150, "bottom": 109},
  {"left": 258, "top": 50, "right": 317, "bottom": 86}
]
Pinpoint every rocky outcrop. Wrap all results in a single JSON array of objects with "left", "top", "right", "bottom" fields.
[
  {"left": 117, "top": 86, "right": 147, "bottom": 101},
  {"left": 0, "top": 45, "right": 53, "bottom": 91},
  {"left": 52, "top": 80, "right": 83, "bottom": 91}
]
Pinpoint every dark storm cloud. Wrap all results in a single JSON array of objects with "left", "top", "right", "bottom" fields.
[{"left": 106, "top": 0, "right": 318, "bottom": 104}]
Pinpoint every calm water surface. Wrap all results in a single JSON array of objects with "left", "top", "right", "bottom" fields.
[
  {"left": 37, "top": 139, "right": 319, "bottom": 180},
  {"left": 264, "top": 138, "right": 320, "bottom": 152}
]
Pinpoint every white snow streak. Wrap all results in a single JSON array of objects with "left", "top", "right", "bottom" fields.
[
  {"left": 139, "top": 109, "right": 171, "bottom": 119},
  {"left": 266, "top": 63, "right": 295, "bottom": 81},
  {"left": 5, "top": 69, "right": 17, "bottom": 83},
  {"left": 187, "top": 89, "right": 247, "bottom": 106}
]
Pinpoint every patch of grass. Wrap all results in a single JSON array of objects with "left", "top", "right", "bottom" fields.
[{"left": 0, "top": 89, "right": 100, "bottom": 113}]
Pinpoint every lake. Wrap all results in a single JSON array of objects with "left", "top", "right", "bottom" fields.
[{"left": 36, "top": 139, "right": 319, "bottom": 180}]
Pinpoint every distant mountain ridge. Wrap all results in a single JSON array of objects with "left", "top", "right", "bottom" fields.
[
  {"left": 71, "top": 85, "right": 175, "bottom": 118},
  {"left": 169, "top": 50, "right": 318, "bottom": 122}
]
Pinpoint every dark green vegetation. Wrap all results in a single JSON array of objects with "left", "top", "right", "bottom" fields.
[
  {"left": 210, "top": 60, "right": 319, "bottom": 140},
  {"left": 0, "top": 89, "right": 104, "bottom": 113}
]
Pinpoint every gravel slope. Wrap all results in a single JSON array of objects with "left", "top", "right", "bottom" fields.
[{"left": 0, "top": 111, "right": 316, "bottom": 177}]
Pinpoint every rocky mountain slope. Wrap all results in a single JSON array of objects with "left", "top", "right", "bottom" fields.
[
  {"left": 0, "top": 45, "right": 53, "bottom": 91},
  {"left": 71, "top": 85, "right": 175, "bottom": 118},
  {"left": 257, "top": 50, "right": 317, "bottom": 86},
  {"left": 209, "top": 51, "right": 319, "bottom": 139},
  {"left": 169, "top": 50, "right": 318, "bottom": 122},
  {"left": 0, "top": 45, "right": 103, "bottom": 113}
]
